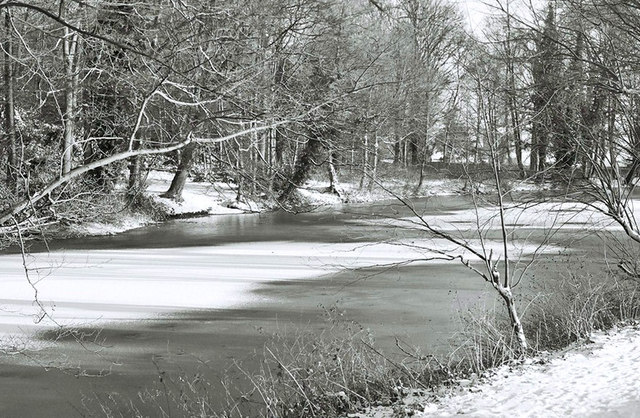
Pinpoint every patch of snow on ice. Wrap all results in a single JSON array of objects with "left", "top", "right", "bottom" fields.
[
  {"left": 368, "top": 200, "right": 630, "bottom": 233},
  {"left": 0, "top": 238, "right": 560, "bottom": 344}
]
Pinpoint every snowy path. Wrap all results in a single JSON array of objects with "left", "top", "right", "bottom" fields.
[
  {"left": 358, "top": 326, "right": 640, "bottom": 417},
  {"left": 417, "top": 326, "right": 640, "bottom": 417}
]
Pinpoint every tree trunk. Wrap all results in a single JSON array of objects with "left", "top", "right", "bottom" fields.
[
  {"left": 327, "top": 150, "right": 340, "bottom": 195},
  {"left": 393, "top": 117, "right": 402, "bottom": 165},
  {"left": 510, "top": 100, "right": 525, "bottom": 178},
  {"left": 503, "top": 102, "right": 512, "bottom": 165},
  {"left": 530, "top": 125, "right": 539, "bottom": 173},
  {"left": 3, "top": 10, "right": 17, "bottom": 192},
  {"left": 416, "top": 138, "right": 432, "bottom": 191},
  {"left": 442, "top": 124, "right": 450, "bottom": 164},
  {"left": 274, "top": 127, "right": 285, "bottom": 165},
  {"left": 368, "top": 131, "right": 379, "bottom": 192},
  {"left": 235, "top": 145, "right": 244, "bottom": 202},
  {"left": 505, "top": 3, "right": 524, "bottom": 178},
  {"left": 278, "top": 131, "right": 323, "bottom": 203},
  {"left": 608, "top": 97, "right": 617, "bottom": 173},
  {"left": 62, "top": 27, "right": 80, "bottom": 175},
  {"left": 475, "top": 88, "right": 482, "bottom": 163},
  {"left": 624, "top": 113, "right": 640, "bottom": 185},
  {"left": 273, "top": 56, "right": 286, "bottom": 164},
  {"left": 162, "top": 142, "right": 197, "bottom": 201},
  {"left": 359, "top": 132, "right": 369, "bottom": 189},
  {"left": 409, "top": 135, "right": 419, "bottom": 166},
  {"left": 127, "top": 139, "right": 142, "bottom": 197},
  {"left": 500, "top": 288, "right": 528, "bottom": 351},
  {"left": 417, "top": 157, "right": 426, "bottom": 191},
  {"left": 538, "top": 134, "right": 547, "bottom": 173},
  {"left": 127, "top": 156, "right": 142, "bottom": 197}
]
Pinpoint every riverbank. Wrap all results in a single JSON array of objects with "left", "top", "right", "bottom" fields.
[
  {"left": 353, "top": 323, "right": 640, "bottom": 417},
  {"left": 67, "top": 169, "right": 545, "bottom": 238},
  {"left": 67, "top": 170, "right": 257, "bottom": 237}
]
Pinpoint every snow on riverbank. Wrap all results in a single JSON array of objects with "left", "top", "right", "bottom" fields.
[
  {"left": 300, "top": 178, "right": 464, "bottom": 206},
  {"left": 70, "top": 166, "right": 585, "bottom": 239},
  {"left": 70, "top": 171, "right": 471, "bottom": 237},
  {"left": 355, "top": 325, "right": 640, "bottom": 417},
  {"left": 145, "top": 170, "right": 264, "bottom": 215},
  {"left": 70, "top": 170, "right": 257, "bottom": 236}
]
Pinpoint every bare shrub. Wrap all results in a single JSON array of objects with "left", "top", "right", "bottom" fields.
[
  {"left": 453, "top": 311, "right": 522, "bottom": 375},
  {"left": 527, "top": 270, "right": 640, "bottom": 351},
  {"left": 228, "top": 310, "right": 410, "bottom": 417}
]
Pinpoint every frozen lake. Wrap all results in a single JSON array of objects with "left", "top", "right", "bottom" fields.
[{"left": 0, "top": 196, "right": 613, "bottom": 416}]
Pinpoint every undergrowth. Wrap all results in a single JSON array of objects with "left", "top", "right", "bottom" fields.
[{"left": 527, "top": 270, "right": 640, "bottom": 351}]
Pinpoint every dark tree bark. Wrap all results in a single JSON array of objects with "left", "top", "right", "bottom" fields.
[
  {"left": 510, "top": 98, "right": 525, "bottom": 177},
  {"left": 393, "top": 137, "right": 402, "bottom": 165},
  {"left": 327, "top": 149, "right": 340, "bottom": 195},
  {"left": 409, "top": 134, "right": 419, "bottom": 166},
  {"left": 274, "top": 127, "right": 285, "bottom": 164},
  {"left": 624, "top": 108, "right": 640, "bottom": 185},
  {"left": 530, "top": 3, "right": 559, "bottom": 176},
  {"left": 273, "top": 56, "right": 286, "bottom": 164},
  {"left": 278, "top": 131, "right": 323, "bottom": 203},
  {"left": 503, "top": 4, "right": 524, "bottom": 177},
  {"left": 3, "top": 10, "right": 17, "bottom": 192},
  {"left": 127, "top": 139, "right": 142, "bottom": 198},
  {"left": 162, "top": 142, "right": 198, "bottom": 201}
]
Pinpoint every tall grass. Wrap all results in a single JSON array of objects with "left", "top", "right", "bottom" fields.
[{"left": 527, "top": 271, "right": 640, "bottom": 351}]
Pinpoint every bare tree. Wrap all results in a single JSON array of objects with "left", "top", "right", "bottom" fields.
[{"left": 2, "top": 8, "right": 17, "bottom": 191}]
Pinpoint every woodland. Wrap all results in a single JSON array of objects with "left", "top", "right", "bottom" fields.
[{"left": 0, "top": 0, "right": 638, "bottom": 231}]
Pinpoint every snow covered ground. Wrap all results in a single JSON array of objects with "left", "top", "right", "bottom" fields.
[
  {"left": 301, "top": 178, "right": 464, "bottom": 205},
  {"left": 355, "top": 325, "right": 640, "bottom": 417},
  {"left": 145, "top": 170, "right": 265, "bottom": 215},
  {"left": 70, "top": 170, "right": 257, "bottom": 236}
]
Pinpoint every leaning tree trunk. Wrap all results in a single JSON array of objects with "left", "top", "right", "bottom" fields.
[
  {"left": 327, "top": 150, "right": 340, "bottom": 195},
  {"left": 278, "top": 131, "right": 323, "bottom": 203},
  {"left": 499, "top": 287, "right": 528, "bottom": 351},
  {"left": 127, "top": 139, "right": 143, "bottom": 198},
  {"left": 162, "top": 142, "right": 197, "bottom": 201}
]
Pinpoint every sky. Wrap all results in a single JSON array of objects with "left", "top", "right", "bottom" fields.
[
  {"left": 455, "top": 0, "right": 543, "bottom": 35},
  {"left": 457, "top": 0, "right": 494, "bottom": 32}
]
